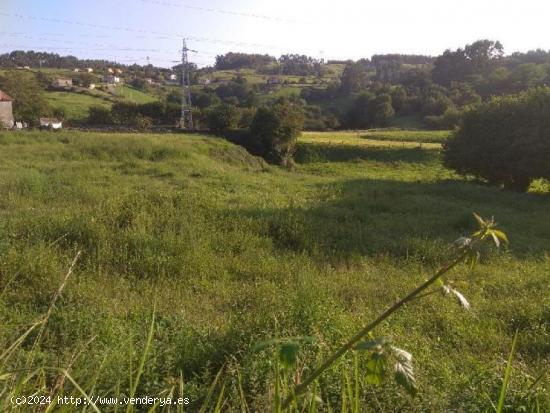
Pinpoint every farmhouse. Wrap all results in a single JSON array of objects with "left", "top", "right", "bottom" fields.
[
  {"left": 52, "top": 78, "right": 73, "bottom": 88},
  {"left": 0, "top": 90, "right": 15, "bottom": 128},
  {"left": 39, "top": 118, "right": 63, "bottom": 129},
  {"left": 102, "top": 75, "right": 122, "bottom": 84}
]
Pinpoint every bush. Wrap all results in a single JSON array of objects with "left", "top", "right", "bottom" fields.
[
  {"left": 424, "top": 107, "right": 463, "bottom": 130},
  {"left": 87, "top": 106, "right": 113, "bottom": 125},
  {"left": 130, "top": 114, "right": 153, "bottom": 131},
  {"left": 250, "top": 99, "right": 304, "bottom": 165},
  {"left": 206, "top": 104, "right": 240, "bottom": 133},
  {"left": 443, "top": 87, "right": 550, "bottom": 191}
]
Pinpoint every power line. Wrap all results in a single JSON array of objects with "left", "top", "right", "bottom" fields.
[
  {"left": 0, "top": 12, "right": 284, "bottom": 50},
  {"left": 0, "top": 32, "right": 221, "bottom": 57},
  {"left": 134, "top": 0, "right": 307, "bottom": 24}
]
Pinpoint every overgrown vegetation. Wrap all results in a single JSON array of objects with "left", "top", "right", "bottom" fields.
[
  {"left": 444, "top": 87, "right": 550, "bottom": 191},
  {"left": 0, "top": 130, "right": 548, "bottom": 411}
]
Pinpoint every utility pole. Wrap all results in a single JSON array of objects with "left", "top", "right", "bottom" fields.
[{"left": 180, "top": 38, "right": 194, "bottom": 130}]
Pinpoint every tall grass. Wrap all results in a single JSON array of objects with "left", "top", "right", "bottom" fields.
[{"left": 0, "top": 130, "right": 548, "bottom": 411}]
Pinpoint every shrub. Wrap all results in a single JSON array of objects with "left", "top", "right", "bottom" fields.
[
  {"left": 250, "top": 99, "right": 304, "bottom": 165},
  {"left": 443, "top": 87, "right": 550, "bottom": 191},
  {"left": 424, "top": 107, "right": 463, "bottom": 130},
  {"left": 130, "top": 114, "right": 153, "bottom": 131},
  {"left": 87, "top": 106, "right": 113, "bottom": 125},
  {"left": 206, "top": 104, "right": 240, "bottom": 133}
]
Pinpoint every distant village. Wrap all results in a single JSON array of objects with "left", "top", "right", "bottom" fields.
[{"left": 0, "top": 65, "right": 185, "bottom": 130}]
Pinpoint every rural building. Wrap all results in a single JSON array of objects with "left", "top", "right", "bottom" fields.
[
  {"left": 0, "top": 90, "right": 15, "bottom": 128},
  {"left": 267, "top": 76, "right": 281, "bottom": 85},
  {"left": 102, "top": 75, "right": 121, "bottom": 84},
  {"left": 86, "top": 68, "right": 94, "bottom": 73},
  {"left": 52, "top": 78, "right": 73, "bottom": 88},
  {"left": 39, "top": 118, "right": 63, "bottom": 129},
  {"left": 88, "top": 83, "right": 96, "bottom": 90},
  {"left": 169, "top": 73, "right": 178, "bottom": 81},
  {"left": 198, "top": 78, "right": 211, "bottom": 85},
  {"left": 107, "top": 68, "right": 114, "bottom": 74},
  {"left": 14, "top": 122, "right": 28, "bottom": 129},
  {"left": 114, "top": 68, "right": 123, "bottom": 75}
]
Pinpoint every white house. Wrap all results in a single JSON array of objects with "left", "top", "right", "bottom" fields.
[
  {"left": 52, "top": 78, "right": 73, "bottom": 88},
  {"left": 86, "top": 68, "right": 94, "bottom": 73},
  {"left": 40, "top": 118, "right": 63, "bottom": 129},
  {"left": 102, "top": 75, "right": 121, "bottom": 84}
]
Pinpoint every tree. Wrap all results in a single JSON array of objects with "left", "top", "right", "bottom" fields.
[
  {"left": 250, "top": 99, "right": 304, "bottom": 165},
  {"left": 130, "top": 78, "right": 150, "bottom": 92},
  {"left": 346, "top": 93, "right": 395, "bottom": 129},
  {"left": 346, "top": 93, "right": 374, "bottom": 129},
  {"left": 449, "top": 82, "right": 481, "bottom": 107},
  {"left": 443, "top": 87, "right": 550, "bottom": 191},
  {"left": 464, "top": 40, "right": 504, "bottom": 76},
  {"left": 79, "top": 73, "right": 96, "bottom": 88},
  {"left": 0, "top": 71, "right": 51, "bottom": 125},
  {"left": 206, "top": 104, "right": 240, "bottom": 133},
  {"left": 370, "top": 94, "right": 395, "bottom": 126},
  {"left": 340, "top": 62, "right": 370, "bottom": 94}
]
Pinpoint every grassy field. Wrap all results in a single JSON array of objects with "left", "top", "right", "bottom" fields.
[
  {"left": 45, "top": 86, "right": 158, "bottom": 122},
  {"left": 46, "top": 91, "right": 112, "bottom": 122},
  {"left": 0, "top": 130, "right": 548, "bottom": 411},
  {"left": 114, "top": 85, "right": 159, "bottom": 104}
]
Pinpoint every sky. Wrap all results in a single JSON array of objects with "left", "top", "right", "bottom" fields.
[{"left": 1, "top": 0, "right": 549, "bottom": 67}]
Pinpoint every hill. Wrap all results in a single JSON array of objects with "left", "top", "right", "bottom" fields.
[{"left": 0, "top": 130, "right": 547, "bottom": 411}]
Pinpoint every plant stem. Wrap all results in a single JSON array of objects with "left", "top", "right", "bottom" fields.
[{"left": 281, "top": 247, "right": 473, "bottom": 409}]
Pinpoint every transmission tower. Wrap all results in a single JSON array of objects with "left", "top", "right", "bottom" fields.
[{"left": 180, "top": 38, "right": 194, "bottom": 130}]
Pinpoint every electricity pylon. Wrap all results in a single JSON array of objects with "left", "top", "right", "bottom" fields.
[{"left": 180, "top": 38, "right": 194, "bottom": 130}]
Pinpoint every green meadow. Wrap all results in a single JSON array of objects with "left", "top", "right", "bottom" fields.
[{"left": 0, "top": 130, "right": 548, "bottom": 411}]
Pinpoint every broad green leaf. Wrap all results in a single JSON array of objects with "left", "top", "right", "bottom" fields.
[
  {"left": 491, "top": 229, "right": 509, "bottom": 245},
  {"left": 365, "top": 352, "right": 387, "bottom": 386},
  {"left": 490, "top": 232, "right": 501, "bottom": 248}
]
